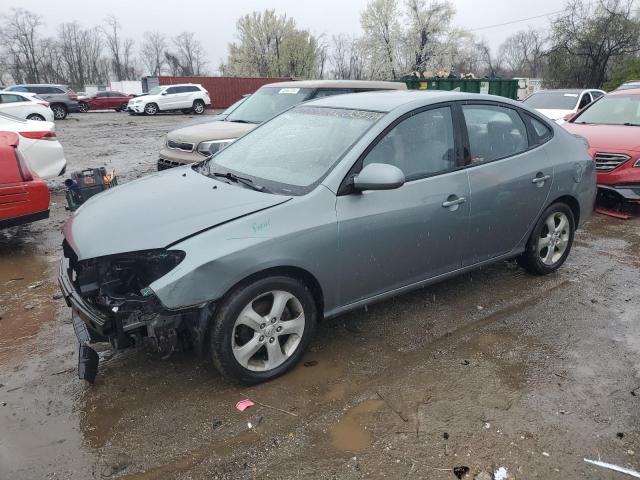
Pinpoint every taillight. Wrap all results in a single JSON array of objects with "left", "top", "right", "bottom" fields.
[
  {"left": 20, "top": 131, "right": 57, "bottom": 140},
  {"left": 15, "top": 150, "right": 34, "bottom": 181},
  {"left": 38, "top": 101, "right": 50, "bottom": 107}
]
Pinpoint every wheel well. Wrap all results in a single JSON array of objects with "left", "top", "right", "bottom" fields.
[
  {"left": 551, "top": 195, "right": 580, "bottom": 225},
  {"left": 229, "top": 266, "right": 325, "bottom": 317},
  {"left": 51, "top": 102, "right": 66, "bottom": 110},
  {"left": 193, "top": 99, "right": 204, "bottom": 105}
]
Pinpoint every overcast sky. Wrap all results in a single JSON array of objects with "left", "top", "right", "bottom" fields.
[{"left": 10, "top": 0, "right": 567, "bottom": 72}]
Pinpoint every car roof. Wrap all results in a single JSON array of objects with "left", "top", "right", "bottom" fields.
[
  {"left": 163, "top": 83, "right": 202, "bottom": 87},
  {"left": 608, "top": 88, "right": 640, "bottom": 96},
  {"left": 533, "top": 89, "right": 602, "bottom": 94},
  {"left": 260, "top": 80, "right": 407, "bottom": 90},
  {"left": 305, "top": 90, "right": 523, "bottom": 113},
  {"left": 14, "top": 84, "right": 68, "bottom": 87}
]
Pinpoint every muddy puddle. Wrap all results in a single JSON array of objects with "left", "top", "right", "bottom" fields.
[{"left": 330, "top": 399, "right": 385, "bottom": 452}]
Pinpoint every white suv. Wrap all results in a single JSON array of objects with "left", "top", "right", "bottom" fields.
[{"left": 128, "top": 84, "right": 211, "bottom": 116}]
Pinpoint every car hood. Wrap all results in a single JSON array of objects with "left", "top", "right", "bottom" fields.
[
  {"left": 166, "top": 121, "right": 255, "bottom": 144},
  {"left": 64, "top": 167, "right": 291, "bottom": 260},
  {"left": 562, "top": 123, "right": 640, "bottom": 152},
  {"left": 535, "top": 108, "right": 573, "bottom": 120}
]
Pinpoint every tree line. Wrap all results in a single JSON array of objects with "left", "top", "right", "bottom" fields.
[
  {"left": 2, "top": 0, "right": 639, "bottom": 90},
  {"left": 0, "top": 9, "right": 208, "bottom": 89}
]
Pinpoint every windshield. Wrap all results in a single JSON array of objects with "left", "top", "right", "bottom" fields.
[
  {"left": 226, "top": 87, "right": 314, "bottom": 124},
  {"left": 202, "top": 106, "right": 383, "bottom": 193},
  {"left": 573, "top": 95, "right": 640, "bottom": 125},
  {"left": 222, "top": 96, "right": 248, "bottom": 115},
  {"left": 147, "top": 86, "right": 163, "bottom": 95},
  {"left": 524, "top": 92, "right": 580, "bottom": 110}
]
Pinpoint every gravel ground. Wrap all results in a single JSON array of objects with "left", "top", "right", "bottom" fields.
[{"left": 0, "top": 111, "right": 638, "bottom": 480}]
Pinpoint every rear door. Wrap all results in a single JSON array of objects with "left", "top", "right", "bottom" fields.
[
  {"left": 460, "top": 102, "right": 555, "bottom": 265},
  {"left": 336, "top": 104, "right": 470, "bottom": 305}
]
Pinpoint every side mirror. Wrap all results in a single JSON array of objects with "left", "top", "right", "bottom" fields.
[
  {"left": 353, "top": 163, "right": 405, "bottom": 192},
  {"left": 563, "top": 113, "right": 575, "bottom": 122},
  {"left": 161, "top": 91, "right": 168, "bottom": 96}
]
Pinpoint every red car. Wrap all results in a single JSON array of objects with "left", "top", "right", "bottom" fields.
[
  {"left": 563, "top": 88, "right": 640, "bottom": 202},
  {"left": 0, "top": 131, "right": 50, "bottom": 228},
  {"left": 79, "top": 91, "right": 134, "bottom": 112}
]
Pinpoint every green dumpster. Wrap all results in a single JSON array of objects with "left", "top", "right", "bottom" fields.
[{"left": 402, "top": 78, "right": 518, "bottom": 100}]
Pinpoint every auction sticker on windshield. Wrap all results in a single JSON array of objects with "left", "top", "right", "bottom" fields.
[{"left": 279, "top": 88, "right": 301, "bottom": 94}]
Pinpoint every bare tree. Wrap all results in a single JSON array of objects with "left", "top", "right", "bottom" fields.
[
  {"left": 102, "top": 15, "right": 136, "bottom": 80},
  {"left": 140, "top": 31, "right": 167, "bottom": 76},
  {"left": 499, "top": 29, "right": 546, "bottom": 77},
  {"left": 2, "top": 9, "right": 44, "bottom": 83},
  {"left": 170, "top": 32, "right": 207, "bottom": 76},
  {"left": 546, "top": 0, "right": 640, "bottom": 87},
  {"left": 475, "top": 39, "right": 503, "bottom": 77},
  {"left": 57, "top": 22, "right": 105, "bottom": 89}
]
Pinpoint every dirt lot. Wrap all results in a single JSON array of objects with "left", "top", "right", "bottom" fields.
[{"left": 1, "top": 112, "right": 639, "bottom": 480}]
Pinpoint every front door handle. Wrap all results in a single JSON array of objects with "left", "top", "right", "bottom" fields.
[
  {"left": 532, "top": 174, "right": 551, "bottom": 184},
  {"left": 442, "top": 195, "right": 467, "bottom": 210}
]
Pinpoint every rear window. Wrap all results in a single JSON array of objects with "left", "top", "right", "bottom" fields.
[{"left": 524, "top": 92, "right": 580, "bottom": 110}]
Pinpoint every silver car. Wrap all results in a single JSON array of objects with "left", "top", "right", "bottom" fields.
[{"left": 59, "top": 91, "right": 596, "bottom": 384}]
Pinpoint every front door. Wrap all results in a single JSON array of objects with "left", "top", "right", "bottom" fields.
[
  {"left": 460, "top": 103, "right": 555, "bottom": 265},
  {"left": 336, "top": 105, "right": 470, "bottom": 306}
]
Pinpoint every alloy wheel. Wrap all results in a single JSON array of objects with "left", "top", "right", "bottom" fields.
[
  {"left": 52, "top": 105, "right": 66, "bottom": 120},
  {"left": 193, "top": 102, "right": 204, "bottom": 114},
  {"left": 232, "top": 290, "right": 306, "bottom": 372},
  {"left": 144, "top": 103, "right": 157, "bottom": 115},
  {"left": 27, "top": 114, "right": 45, "bottom": 121},
  {"left": 538, "top": 211, "right": 570, "bottom": 266}
]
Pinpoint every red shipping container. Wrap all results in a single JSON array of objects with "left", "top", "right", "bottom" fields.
[{"left": 157, "top": 76, "right": 292, "bottom": 109}]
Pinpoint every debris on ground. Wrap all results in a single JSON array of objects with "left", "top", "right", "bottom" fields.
[
  {"left": 27, "top": 281, "right": 44, "bottom": 289},
  {"left": 542, "top": 451, "right": 550, "bottom": 457},
  {"left": 236, "top": 399, "right": 255, "bottom": 412},
  {"left": 584, "top": 458, "right": 640, "bottom": 478},
  {"left": 443, "top": 432, "right": 450, "bottom": 440},
  {"left": 303, "top": 360, "right": 318, "bottom": 367},
  {"left": 453, "top": 466, "right": 470, "bottom": 478},
  {"left": 211, "top": 419, "right": 223, "bottom": 429},
  {"left": 238, "top": 393, "right": 298, "bottom": 417},
  {"left": 595, "top": 208, "right": 632, "bottom": 220},
  {"left": 494, "top": 467, "right": 508, "bottom": 480},
  {"left": 618, "top": 432, "right": 625, "bottom": 439}
]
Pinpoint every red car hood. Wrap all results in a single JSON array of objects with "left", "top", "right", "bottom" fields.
[{"left": 563, "top": 123, "right": 640, "bottom": 152}]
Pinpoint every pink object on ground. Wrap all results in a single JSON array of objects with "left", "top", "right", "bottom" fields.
[{"left": 236, "top": 399, "right": 255, "bottom": 412}]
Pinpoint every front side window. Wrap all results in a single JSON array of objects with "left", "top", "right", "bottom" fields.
[
  {"left": 226, "top": 87, "right": 314, "bottom": 124},
  {"left": 165, "top": 87, "right": 179, "bottom": 94},
  {"left": 462, "top": 105, "right": 528, "bottom": 163},
  {"left": 203, "top": 106, "right": 383, "bottom": 192},
  {"left": 363, "top": 107, "right": 456, "bottom": 180},
  {"left": 573, "top": 95, "right": 640, "bottom": 126}
]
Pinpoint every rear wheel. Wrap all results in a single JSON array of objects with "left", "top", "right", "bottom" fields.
[
  {"left": 78, "top": 102, "right": 89, "bottom": 113},
  {"left": 517, "top": 203, "right": 575, "bottom": 275},
  {"left": 208, "top": 276, "right": 317, "bottom": 383},
  {"left": 51, "top": 104, "right": 68, "bottom": 120},
  {"left": 192, "top": 100, "right": 205, "bottom": 115},
  {"left": 144, "top": 103, "right": 158, "bottom": 115},
  {"left": 116, "top": 103, "right": 128, "bottom": 112},
  {"left": 26, "top": 113, "right": 45, "bottom": 121}
]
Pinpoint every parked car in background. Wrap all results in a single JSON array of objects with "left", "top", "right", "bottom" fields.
[
  {"left": 563, "top": 88, "right": 640, "bottom": 202},
  {"left": 127, "top": 84, "right": 210, "bottom": 116},
  {"left": 79, "top": 91, "right": 134, "bottom": 112},
  {"left": 157, "top": 80, "right": 408, "bottom": 170},
  {"left": 523, "top": 89, "right": 605, "bottom": 123},
  {"left": 60, "top": 90, "right": 595, "bottom": 383},
  {"left": 3, "top": 84, "right": 80, "bottom": 120},
  {"left": 0, "top": 91, "right": 54, "bottom": 122},
  {"left": 0, "top": 113, "right": 67, "bottom": 179},
  {"left": 0, "top": 131, "right": 50, "bottom": 229},
  {"left": 615, "top": 80, "right": 640, "bottom": 91}
]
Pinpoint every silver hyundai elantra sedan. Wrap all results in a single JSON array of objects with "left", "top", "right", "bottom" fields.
[{"left": 59, "top": 90, "right": 596, "bottom": 383}]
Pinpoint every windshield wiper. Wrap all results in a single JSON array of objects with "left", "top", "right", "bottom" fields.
[
  {"left": 228, "top": 119, "right": 257, "bottom": 124},
  {"left": 213, "top": 171, "right": 265, "bottom": 192}
]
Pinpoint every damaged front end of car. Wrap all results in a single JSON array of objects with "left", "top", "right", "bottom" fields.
[{"left": 59, "top": 241, "right": 211, "bottom": 383}]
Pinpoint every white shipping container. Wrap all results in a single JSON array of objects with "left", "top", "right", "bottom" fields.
[
  {"left": 109, "top": 80, "right": 143, "bottom": 95},
  {"left": 515, "top": 78, "right": 543, "bottom": 100}
]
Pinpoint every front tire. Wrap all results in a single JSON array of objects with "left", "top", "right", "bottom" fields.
[
  {"left": 517, "top": 203, "right": 575, "bottom": 275},
  {"left": 51, "top": 104, "right": 68, "bottom": 120},
  {"left": 78, "top": 102, "right": 89, "bottom": 113},
  {"left": 208, "top": 276, "right": 317, "bottom": 384},
  {"left": 192, "top": 100, "right": 205, "bottom": 115},
  {"left": 144, "top": 103, "right": 158, "bottom": 115}
]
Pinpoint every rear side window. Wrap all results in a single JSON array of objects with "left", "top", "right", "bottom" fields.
[
  {"left": 526, "top": 115, "right": 553, "bottom": 146},
  {"left": 363, "top": 106, "right": 456, "bottom": 180},
  {"left": 30, "top": 86, "right": 46, "bottom": 94},
  {"left": 184, "top": 86, "right": 200, "bottom": 93},
  {"left": 462, "top": 104, "right": 528, "bottom": 163},
  {"left": 0, "top": 94, "right": 27, "bottom": 103}
]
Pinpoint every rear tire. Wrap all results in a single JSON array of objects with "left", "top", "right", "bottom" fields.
[
  {"left": 26, "top": 114, "right": 45, "bottom": 121},
  {"left": 51, "top": 104, "right": 68, "bottom": 120},
  {"left": 192, "top": 100, "right": 205, "bottom": 115},
  {"left": 208, "top": 276, "right": 317, "bottom": 384},
  {"left": 144, "top": 103, "right": 158, "bottom": 115},
  {"left": 517, "top": 202, "right": 575, "bottom": 275}
]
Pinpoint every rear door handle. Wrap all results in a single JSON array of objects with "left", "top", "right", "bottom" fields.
[
  {"left": 532, "top": 174, "right": 551, "bottom": 184},
  {"left": 442, "top": 196, "right": 467, "bottom": 209}
]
